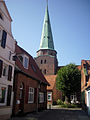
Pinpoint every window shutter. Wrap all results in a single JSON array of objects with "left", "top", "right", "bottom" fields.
[
  {"left": 0, "top": 60, "right": 3, "bottom": 77},
  {"left": 34, "top": 88, "right": 37, "bottom": 103},
  {"left": 25, "top": 86, "right": 29, "bottom": 103},
  {"left": 1, "top": 30, "right": 7, "bottom": 48},
  {"left": 8, "top": 65, "right": 12, "bottom": 81}
]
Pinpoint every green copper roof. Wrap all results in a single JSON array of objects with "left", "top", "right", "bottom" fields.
[{"left": 39, "top": 5, "right": 54, "bottom": 50}]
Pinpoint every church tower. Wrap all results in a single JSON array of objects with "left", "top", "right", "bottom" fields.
[{"left": 35, "top": 4, "right": 58, "bottom": 75}]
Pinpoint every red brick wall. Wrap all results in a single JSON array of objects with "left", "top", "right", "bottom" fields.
[
  {"left": 13, "top": 72, "right": 47, "bottom": 115},
  {"left": 35, "top": 55, "right": 57, "bottom": 75}
]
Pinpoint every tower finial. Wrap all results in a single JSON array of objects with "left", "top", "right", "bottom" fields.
[{"left": 47, "top": 0, "right": 48, "bottom": 6}]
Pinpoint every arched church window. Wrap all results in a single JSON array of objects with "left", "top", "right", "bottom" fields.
[{"left": 44, "top": 60, "right": 46, "bottom": 64}]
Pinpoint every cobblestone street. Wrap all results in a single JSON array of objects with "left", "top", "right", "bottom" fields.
[{"left": 10, "top": 108, "right": 90, "bottom": 120}]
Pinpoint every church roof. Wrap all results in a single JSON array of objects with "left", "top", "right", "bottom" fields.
[
  {"left": 39, "top": 5, "right": 54, "bottom": 50},
  {"left": 45, "top": 75, "right": 57, "bottom": 90}
]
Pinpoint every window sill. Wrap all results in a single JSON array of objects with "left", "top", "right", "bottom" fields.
[{"left": 28, "top": 101, "right": 34, "bottom": 104}]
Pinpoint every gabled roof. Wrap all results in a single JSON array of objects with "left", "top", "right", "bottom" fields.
[
  {"left": 45, "top": 75, "right": 57, "bottom": 90},
  {"left": 39, "top": 5, "right": 54, "bottom": 50},
  {"left": 15, "top": 44, "right": 49, "bottom": 86},
  {"left": 0, "top": 0, "right": 12, "bottom": 21}
]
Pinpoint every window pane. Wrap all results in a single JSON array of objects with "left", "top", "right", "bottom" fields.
[
  {"left": 0, "top": 13, "right": 3, "bottom": 20},
  {"left": 28, "top": 87, "right": 34, "bottom": 103},
  {"left": 48, "top": 93, "right": 51, "bottom": 101},
  {"left": 24, "top": 57, "right": 29, "bottom": 69},
  {"left": 39, "top": 92, "right": 44, "bottom": 103},
  {"left": 1, "top": 30, "right": 7, "bottom": 48},
  {"left": 8, "top": 65, "right": 12, "bottom": 81},
  {"left": 18, "top": 56, "right": 23, "bottom": 63},
  {"left": 0, "top": 87, "right": 6, "bottom": 103},
  {"left": 0, "top": 60, "right": 3, "bottom": 77}
]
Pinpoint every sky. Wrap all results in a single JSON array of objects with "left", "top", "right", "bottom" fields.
[{"left": 5, "top": 0, "right": 90, "bottom": 66}]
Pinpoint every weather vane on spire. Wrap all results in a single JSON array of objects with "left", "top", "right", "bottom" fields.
[{"left": 47, "top": 0, "right": 48, "bottom": 6}]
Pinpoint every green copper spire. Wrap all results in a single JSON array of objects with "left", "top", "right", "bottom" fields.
[{"left": 39, "top": 5, "right": 54, "bottom": 50}]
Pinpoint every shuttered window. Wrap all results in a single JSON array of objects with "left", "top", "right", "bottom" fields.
[
  {"left": 8, "top": 65, "right": 12, "bottom": 81},
  {"left": 1, "top": 30, "right": 7, "bottom": 48},
  {"left": 0, "top": 60, "right": 3, "bottom": 77}
]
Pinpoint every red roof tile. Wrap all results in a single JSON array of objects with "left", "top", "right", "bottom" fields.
[{"left": 45, "top": 75, "right": 57, "bottom": 90}]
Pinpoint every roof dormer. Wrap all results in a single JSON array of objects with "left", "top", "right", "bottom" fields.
[{"left": 18, "top": 54, "right": 29, "bottom": 69}]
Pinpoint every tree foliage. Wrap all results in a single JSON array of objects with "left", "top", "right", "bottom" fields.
[{"left": 56, "top": 63, "right": 81, "bottom": 101}]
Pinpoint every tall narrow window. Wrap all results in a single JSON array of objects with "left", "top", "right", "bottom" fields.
[
  {"left": 8, "top": 65, "right": 12, "bottom": 81},
  {"left": 0, "top": 87, "right": 6, "bottom": 103},
  {"left": 39, "top": 92, "right": 44, "bottom": 103},
  {"left": 0, "top": 13, "right": 3, "bottom": 20},
  {"left": 1, "top": 30, "right": 7, "bottom": 48},
  {"left": 3, "top": 64, "right": 8, "bottom": 77},
  {"left": 24, "top": 56, "right": 29, "bottom": 69},
  {"left": 44, "top": 60, "right": 46, "bottom": 64},
  {"left": 7, "top": 85, "right": 12, "bottom": 106},
  {"left": 28, "top": 87, "right": 34, "bottom": 103},
  {"left": 48, "top": 92, "right": 52, "bottom": 101},
  {"left": 0, "top": 60, "right": 3, "bottom": 77},
  {"left": 41, "top": 60, "right": 43, "bottom": 64},
  {"left": 0, "top": 29, "right": 3, "bottom": 42}
]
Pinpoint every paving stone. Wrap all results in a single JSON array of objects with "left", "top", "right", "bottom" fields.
[{"left": 11, "top": 108, "right": 90, "bottom": 120}]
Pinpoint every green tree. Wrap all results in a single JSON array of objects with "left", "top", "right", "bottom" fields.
[{"left": 56, "top": 63, "right": 81, "bottom": 103}]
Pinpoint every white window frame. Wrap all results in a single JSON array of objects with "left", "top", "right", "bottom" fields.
[
  {"left": 28, "top": 87, "right": 34, "bottom": 103},
  {"left": 17, "top": 54, "right": 29, "bottom": 69},
  {"left": 39, "top": 92, "right": 44, "bottom": 103},
  {"left": 2, "top": 63, "right": 8, "bottom": 78},
  {"left": 23, "top": 55, "right": 29, "bottom": 69},
  {"left": 0, "top": 85, "right": 7, "bottom": 106},
  {"left": 47, "top": 92, "right": 52, "bottom": 101},
  {"left": 87, "top": 90, "right": 90, "bottom": 107}
]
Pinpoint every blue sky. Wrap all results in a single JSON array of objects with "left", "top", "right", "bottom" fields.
[{"left": 6, "top": 0, "right": 90, "bottom": 66}]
